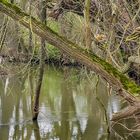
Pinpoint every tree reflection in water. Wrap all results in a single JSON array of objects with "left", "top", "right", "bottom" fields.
[{"left": 0, "top": 66, "right": 127, "bottom": 140}]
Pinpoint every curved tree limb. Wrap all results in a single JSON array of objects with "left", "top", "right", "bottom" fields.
[{"left": 111, "top": 105, "right": 140, "bottom": 121}]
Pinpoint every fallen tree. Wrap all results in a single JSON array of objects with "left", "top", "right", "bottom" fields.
[{"left": 0, "top": 0, "right": 140, "bottom": 120}]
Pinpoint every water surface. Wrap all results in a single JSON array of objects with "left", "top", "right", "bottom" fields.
[{"left": 0, "top": 66, "right": 138, "bottom": 140}]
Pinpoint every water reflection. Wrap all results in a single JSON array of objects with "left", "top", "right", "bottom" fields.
[{"left": 0, "top": 66, "right": 126, "bottom": 140}]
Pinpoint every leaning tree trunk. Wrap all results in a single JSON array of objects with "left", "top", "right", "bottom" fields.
[
  {"left": 0, "top": 0, "right": 140, "bottom": 120},
  {"left": 32, "top": 0, "right": 47, "bottom": 120},
  {"left": 28, "top": 0, "right": 33, "bottom": 53},
  {"left": 84, "top": 0, "right": 92, "bottom": 49}
]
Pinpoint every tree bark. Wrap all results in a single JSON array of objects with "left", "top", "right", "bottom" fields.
[
  {"left": 32, "top": 0, "right": 47, "bottom": 120},
  {"left": 84, "top": 0, "right": 92, "bottom": 49},
  {"left": 28, "top": 0, "right": 33, "bottom": 53}
]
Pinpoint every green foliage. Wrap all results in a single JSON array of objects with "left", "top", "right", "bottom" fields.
[
  {"left": 47, "top": 19, "right": 59, "bottom": 33},
  {"left": 47, "top": 44, "right": 61, "bottom": 59}
]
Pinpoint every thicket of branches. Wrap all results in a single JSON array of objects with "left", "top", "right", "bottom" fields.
[{"left": 49, "top": 0, "right": 140, "bottom": 80}]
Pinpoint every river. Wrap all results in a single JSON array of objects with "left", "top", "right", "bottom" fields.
[{"left": 0, "top": 65, "right": 139, "bottom": 140}]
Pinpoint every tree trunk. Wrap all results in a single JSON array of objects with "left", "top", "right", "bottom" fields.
[
  {"left": 28, "top": 0, "right": 33, "bottom": 53},
  {"left": 84, "top": 0, "right": 92, "bottom": 49},
  {"left": 32, "top": 0, "right": 47, "bottom": 120}
]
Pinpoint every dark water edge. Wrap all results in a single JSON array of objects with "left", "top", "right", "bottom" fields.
[{"left": 0, "top": 65, "right": 139, "bottom": 140}]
